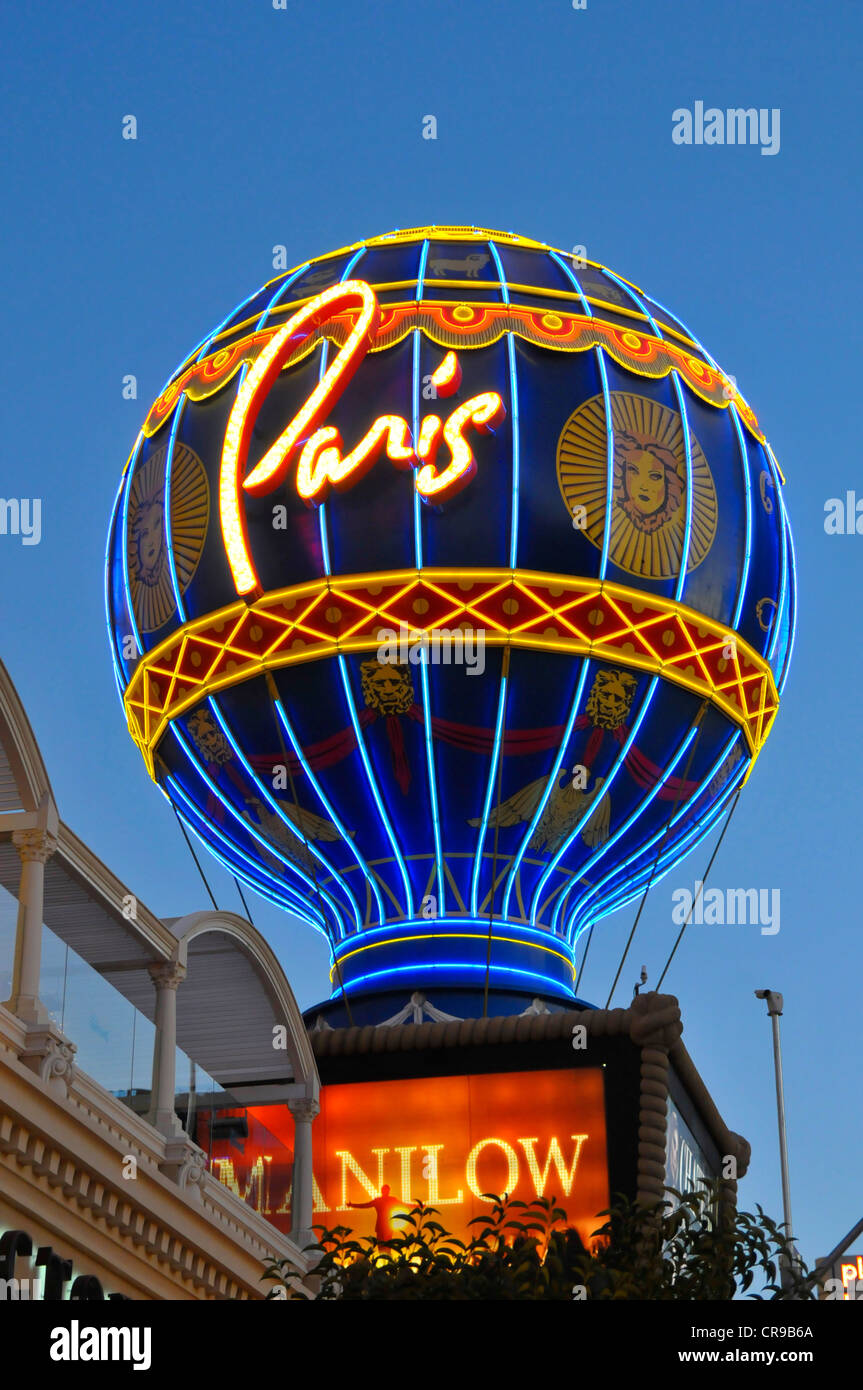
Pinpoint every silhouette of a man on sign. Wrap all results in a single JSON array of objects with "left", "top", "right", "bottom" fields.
[{"left": 348, "top": 1184, "right": 404, "bottom": 1243}]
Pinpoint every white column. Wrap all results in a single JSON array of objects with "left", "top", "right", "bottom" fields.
[
  {"left": 3, "top": 828, "right": 57, "bottom": 1023},
  {"left": 288, "top": 1097, "right": 320, "bottom": 1250},
  {"left": 147, "top": 961, "right": 186, "bottom": 1136}
]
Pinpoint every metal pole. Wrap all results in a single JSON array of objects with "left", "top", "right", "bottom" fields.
[{"left": 755, "top": 989, "right": 797, "bottom": 1292}]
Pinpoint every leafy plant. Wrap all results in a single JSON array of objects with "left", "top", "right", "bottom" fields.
[{"left": 262, "top": 1182, "right": 814, "bottom": 1301}]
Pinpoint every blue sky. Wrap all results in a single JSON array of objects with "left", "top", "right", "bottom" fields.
[{"left": 1, "top": 0, "right": 860, "bottom": 1271}]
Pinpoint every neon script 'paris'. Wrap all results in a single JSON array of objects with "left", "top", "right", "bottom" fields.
[{"left": 220, "top": 280, "right": 506, "bottom": 595}]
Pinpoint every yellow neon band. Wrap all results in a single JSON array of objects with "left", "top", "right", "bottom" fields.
[
  {"left": 122, "top": 568, "right": 778, "bottom": 779},
  {"left": 329, "top": 931, "right": 577, "bottom": 983}
]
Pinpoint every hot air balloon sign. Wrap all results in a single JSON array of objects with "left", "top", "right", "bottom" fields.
[{"left": 106, "top": 227, "right": 795, "bottom": 1015}]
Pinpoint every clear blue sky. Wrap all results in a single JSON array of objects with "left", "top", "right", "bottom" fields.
[{"left": 1, "top": 0, "right": 860, "bottom": 1271}]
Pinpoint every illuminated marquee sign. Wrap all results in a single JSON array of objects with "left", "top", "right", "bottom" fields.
[
  {"left": 210, "top": 1068, "right": 609, "bottom": 1250},
  {"left": 219, "top": 280, "right": 506, "bottom": 596}
]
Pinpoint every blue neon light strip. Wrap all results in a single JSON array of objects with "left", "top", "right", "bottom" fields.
[
  {"left": 522, "top": 251, "right": 640, "bottom": 925},
  {"left": 607, "top": 264, "right": 700, "bottom": 596},
  {"left": 594, "top": 349, "right": 616, "bottom": 577},
  {"left": 561, "top": 724, "right": 736, "bottom": 939},
  {"left": 332, "top": 960, "right": 573, "bottom": 999},
  {"left": 549, "top": 252, "right": 593, "bottom": 317},
  {"left": 549, "top": 685, "right": 702, "bottom": 936},
  {"left": 333, "top": 654, "right": 414, "bottom": 921},
  {"left": 501, "top": 660, "right": 591, "bottom": 920},
  {"left": 418, "top": 655, "right": 446, "bottom": 913},
  {"left": 332, "top": 914, "right": 573, "bottom": 953},
  {"left": 306, "top": 249, "right": 413, "bottom": 921},
  {"left": 155, "top": 273, "right": 293, "bottom": 429},
  {"left": 169, "top": 722, "right": 348, "bottom": 935},
  {"left": 118, "top": 434, "right": 146, "bottom": 676},
  {"left": 526, "top": 308, "right": 666, "bottom": 929},
  {"left": 530, "top": 675, "right": 661, "bottom": 927},
  {"left": 204, "top": 693, "right": 362, "bottom": 934},
  {"left": 486, "top": 240, "right": 520, "bottom": 568},
  {"left": 163, "top": 398, "right": 187, "bottom": 620},
  {"left": 104, "top": 464, "right": 132, "bottom": 693},
  {"left": 412, "top": 238, "right": 445, "bottom": 916},
  {"left": 669, "top": 374, "right": 695, "bottom": 596},
  {"left": 579, "top": 753, "right": 746, "bottom": 930},
  {"left": 501, "top": 249, "right": 608, "bottom": 923},
  {"left": 763, "top": 442, "right": 789, "bottom": 667},
  {"left": 476, "top": 246, "right": 519, "bottom": 925},
  {"left": 198, "top": 265, "right": 325, "bottom": 914},
  {"left": 774, "top": 484, "right": 797, "bottom": 690},
  {"left": 166, "top": 773, "right": 328, "bottom": 933},
  {"left": 586, "top": 770, "right": 745, "bottom": 928},
  {"left": 168, "top": 778, "right": 318, "bottom": 924},
  {"left": 573, "top": 731, "right": 745, "bottom": 926},
  {"left": 602, "top": 269, "right": 661, "bottom": 337},
  {"left": 554, "top": 719, "right": 701, "bottom": 937},
  {"left": 469, "top": 666, "right": 509, "bottom": 917},
  {"left": 468, "top": 250, "right": 516, "bottom": 919},
  {"left": 729, "top": 403, "right": 754, "bottom": 632},
  {"left": 274, "top": 696, "right": 382, "bottom": 932}
]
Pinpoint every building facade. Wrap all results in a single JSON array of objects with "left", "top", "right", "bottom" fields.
[{"left": 0, "top": 659, "right": 318, "bottom": 1299}]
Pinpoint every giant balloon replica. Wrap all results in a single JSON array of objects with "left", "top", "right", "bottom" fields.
[{"left": 106, "top": 226, "right": 795, "bottom": 1023}]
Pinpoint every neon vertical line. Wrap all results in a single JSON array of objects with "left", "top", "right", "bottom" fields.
[
  {"left": 204, "top": 694, "right": 364, "bottom": 934},
  {"left": 274, "top": 696, "right": 384, "bottom": 931},
  {"left": 595, "top": 350, "right": 616, "bottom": 577},
  {"left": 530, "top": 674, "right": 660, "bottom": 925},
  {"left": 576, "top": 733, "right": 745, "bottom": 920},
  {"left": 763, "top": 442, "right": 788, "bottom": 666},
  {"left": 470, "top": 665, "right": 509, "bottom": 917},
  {"left": 163, "top": 398, "right": 187, "bottom": 620},
  {"left": 603, "top": 268, "right": 663, "bottom": 340},
  {"left": 334, "top": 653, "right": 413, "bottom": 919},
  {"left": 581, "top": 754, "right": 746, "bottom": 925},
  {"left": 729, "top": 402, "right": 754, "bottom": 631},
  {"left": 105, "top": 465, "right": 132, "bottom": 690},
  {"left": 309, "top": 247, "right": 414, "bottom": 919},
  {"left": 316, "top": 248, "right": 366, "bottom": 577},
  {"left": 412, "top": 237, "right": 445, "bottom": 914},
  {"left": 503, "top": 249, "right": 602, "bottom": 922},
  {"left": 554, "top": 720, "right": 695, "bottom": 937},
  {"left": 549, "top": 676, "right": 696, "bottom": 936},
  {"left": 119, "top": 433, "right": 146, "bottom": 671},
  {"left": 562, "top": 725, "right": 736, "bottom": 938},
  {"left": 486, "top": 241, "right": 520, "bottom": 567},
  {"left": 772, "top": 476, "right": 797, "bottom": 690},
  {"left": 334, "top": 961, "right": 570, "bottom": 998},
  {"left": 169, "top": 724, "right": 349, "bottom": 936},
  {"left": 166, "top": 774, "right": 328, "bottom": 933},
  {"left": 166, "top": 776, "right": 326, "bottom": 930},
  {"left": 669, "top": 373, "right": 695, "bottom": 596},
  {"left": 549, "top": 251, "right": 593, "bottom": 317},
  {"left": 501, "top": 660, "right": 591, "bottom": 919}
]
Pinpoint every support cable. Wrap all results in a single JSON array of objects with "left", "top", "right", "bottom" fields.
[
  {"left": 604, "top": 701, "right": 708, "bottom": 1008},
  {"left": 655, "top": 788, "right": 742, "bottom": 989},
  {"left": 172, "top": 803, "right": 220, "bottom": 911}
]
